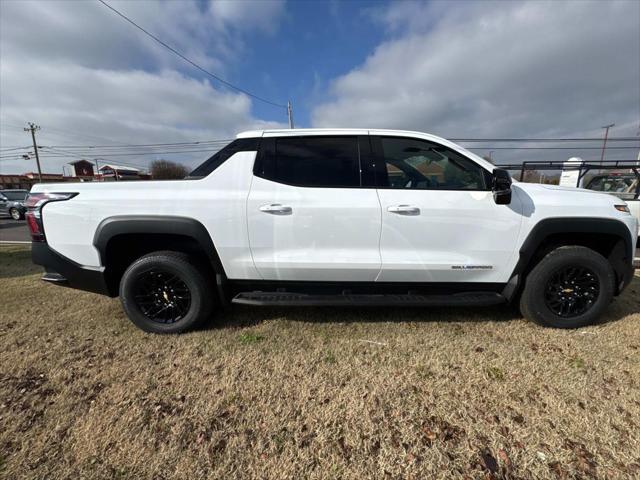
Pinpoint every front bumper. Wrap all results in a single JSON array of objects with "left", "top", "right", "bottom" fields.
[{"left": 32, "top": 242, "right": 113, "bottom": 296}]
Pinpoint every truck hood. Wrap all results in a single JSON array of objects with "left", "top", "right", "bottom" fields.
[{"left": 515, "top": 182, "right": 619, "bottom": 201}]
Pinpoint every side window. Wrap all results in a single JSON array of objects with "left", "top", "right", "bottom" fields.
[
  {"left": 257, "top": 136, "right": 361, "bottom": 188},
  {"left": 376, "top": 137, "right": 488, "bottom": 190}
]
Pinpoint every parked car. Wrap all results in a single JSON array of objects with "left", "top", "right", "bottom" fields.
[
  {"left": 584, "top": 172, "right": 639, "bottom": 237},
  {"left": 0, "top": 189, "right": 29, "bottom": 220},
  {"left": 27, "top": 129, "right": 637, "bottom": 333}
]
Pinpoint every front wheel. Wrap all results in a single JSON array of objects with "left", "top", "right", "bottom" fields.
[
  {"left": 10, "top": 208, "right": 23, "bottom": 220},
  {"left": 119, "top": 251, "right": 215, "bottom": 333},
  {"left": 519, "top": 246, "right": 615, "bottom": 328}
]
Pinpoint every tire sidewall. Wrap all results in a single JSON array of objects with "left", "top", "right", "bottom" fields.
[
  {"left": 523, "top": 248, "right": 615, "bottom": 328},
  {"left": 120, "top": 254, "right": 210, "bottom": 333}
]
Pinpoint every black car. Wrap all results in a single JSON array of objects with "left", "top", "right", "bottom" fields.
[{"left": 0, "top": 189, "right": 29, "bottom": 220}]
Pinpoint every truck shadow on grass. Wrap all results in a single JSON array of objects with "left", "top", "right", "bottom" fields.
[
  {"left": 209, "top": 279, "right": 640, "bottom": 330},
  {"left": 217, "top": 304, "right": 519, "bottom": 329}
]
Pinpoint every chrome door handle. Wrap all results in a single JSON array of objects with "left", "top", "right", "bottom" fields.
[
  {"left": 259, "top": 203, "right": 292, "bottom": 215},
  {"left": 387, "top": 205, "right": 420, "bottom": 215}
]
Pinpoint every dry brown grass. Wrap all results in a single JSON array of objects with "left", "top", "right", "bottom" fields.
[{"left": 1, "top": 244, "right": 639, "bottom": 479}]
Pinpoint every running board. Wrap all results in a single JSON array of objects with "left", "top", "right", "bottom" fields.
[{"left": 232, "top": 291, "right": 506, "bottom": 307}]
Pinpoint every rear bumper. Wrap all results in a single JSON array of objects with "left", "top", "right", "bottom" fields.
[{"left": 32, "top": 242, "right": 113, "bottom": 296}]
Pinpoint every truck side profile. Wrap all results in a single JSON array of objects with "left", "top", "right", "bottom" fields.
[{"left": 28, "top": 129, "right": 637, "bottom": 333}]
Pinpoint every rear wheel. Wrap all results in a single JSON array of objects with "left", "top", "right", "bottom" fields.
[
  {"left": 119, "top": 251, "right": 215, "bottom": 333},
  {"left": 9, "top": 208, "right": 23, "bottom": 220},
  {"left": 519, "top": 246, "right": 615, "bottom": 328}
]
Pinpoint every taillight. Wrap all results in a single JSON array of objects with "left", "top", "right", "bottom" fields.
[{"left": 25, "top": 192, "right": 77, "bottom": 242}]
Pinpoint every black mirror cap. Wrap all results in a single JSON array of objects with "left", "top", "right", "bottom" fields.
[
  {"left": 492, "top": 168, "right": 512, "bottom": 205},
  {"left": 494, "top": 189, "right": 512, "bottom": 204}
]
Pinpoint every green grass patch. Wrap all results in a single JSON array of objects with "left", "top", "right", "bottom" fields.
[
  {"left": 486, "top": 366, "right": 505, "bottom": 381},
  {"left": 238, "top": 332, "right": 265, "bottom": 345},
  {"left": 569, "top": 356, "right": 586, "bottom": 370}
]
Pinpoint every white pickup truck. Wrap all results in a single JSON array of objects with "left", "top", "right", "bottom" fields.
[
  {"left": 583, "top": 172, "right": 640, "bottom": 236},
  {"left": 27, "top": 129, "right": 637, "bottom": 333}
]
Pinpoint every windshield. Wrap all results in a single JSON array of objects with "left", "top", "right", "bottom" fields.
[
  {"left": 1, "top": 191, "right": 28, "bottom": 201},
  {"left": 587, "top": 175, "right": 637, "bottom": 194}
]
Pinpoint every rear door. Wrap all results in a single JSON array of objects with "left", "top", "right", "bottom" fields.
[
  {"left": 371, "top": 135, "right": 523, "bottom": 284},
  {"left": 247, "top": 134, "right": 382, "bottom": 281}
]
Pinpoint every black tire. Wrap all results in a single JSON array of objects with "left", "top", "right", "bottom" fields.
[
  {"left": 119, "top": 251, "right": 215, "bottom": 334},
  {"left": 519, "top": 246, "right": 615, "bottom": 328},
  {"left": 9, "top": 208, "right": 23, "bottom": 221}
]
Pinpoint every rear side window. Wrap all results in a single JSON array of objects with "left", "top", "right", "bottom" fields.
[
  {"left": 256, "top": 136, "right": 361, "bottom": 188},
  {"left": 188, "top": 138, "right": 259, "bottom": 178}
]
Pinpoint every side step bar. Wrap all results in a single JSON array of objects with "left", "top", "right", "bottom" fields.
[{"left": 232, "top": 292, "right": 506, "bottom": 307}]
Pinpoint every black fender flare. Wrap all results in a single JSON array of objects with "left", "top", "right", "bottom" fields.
[
  {"left": 93, "top": 215, "right": 226, "bottom": 276},
  {"left": 505, "top": 217, "right": 634, "bottom": 298}
]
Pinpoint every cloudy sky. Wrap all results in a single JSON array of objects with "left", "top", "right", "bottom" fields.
[{"left": 0, "top": 0, "right": 638, "bottom": 174}]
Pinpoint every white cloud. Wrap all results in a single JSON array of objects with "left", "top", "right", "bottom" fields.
[
  {"left": 313, "top": 0, "right": 640, "bottom": 162},
  {"left": 0, "top": 0, "right": 287, "bottom": 174},
  {"left": 209, "top": 0, "right": 285, "bottom": 35}
]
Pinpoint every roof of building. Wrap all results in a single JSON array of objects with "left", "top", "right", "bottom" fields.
[
  {"left": 68, "top": 159, "right": 93, "bottom": 165},
  {"left": 98, "top": 164, "right": 141, "bottom": 172}
]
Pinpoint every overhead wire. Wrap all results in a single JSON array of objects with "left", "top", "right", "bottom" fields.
[{"left": 96, "top": 0, "right": 287, "bottom": 109}]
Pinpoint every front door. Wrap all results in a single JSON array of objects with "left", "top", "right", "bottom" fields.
[
  {"left": 371, "top": 135, "right": 523, "bottom": 284},
  {"left": 247, "top": 134, "right": 382, "bottom": 281}
]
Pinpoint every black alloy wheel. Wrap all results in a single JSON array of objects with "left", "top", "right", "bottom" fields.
[
  {"left": 543, "top": 265, "right": 600, "bottom": 318},
  {"left": 133, "top": 269, "right": 192, "bottom": 324}
]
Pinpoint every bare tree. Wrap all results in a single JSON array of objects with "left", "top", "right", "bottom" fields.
[{"left": 150, "top": 160, "right": 189, "bottom": 180}]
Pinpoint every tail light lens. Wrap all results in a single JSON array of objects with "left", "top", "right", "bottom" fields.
[{"left": 25, "top": 192, "right": 77, "bottom": 242}]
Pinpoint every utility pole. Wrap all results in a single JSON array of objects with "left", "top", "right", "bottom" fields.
[
  {"left": 287, "top": 100, "right": 294, "bottom": 129},
  {"left": 24, "top": 122, "right": 43, "bottom": 182},
  {"left": 599, "top": 123, "right": 615, "bottom": 165}
]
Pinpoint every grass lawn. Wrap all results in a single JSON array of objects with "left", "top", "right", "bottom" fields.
[{"left": 1, "top": 245, "right": 639, "bottom": 479}]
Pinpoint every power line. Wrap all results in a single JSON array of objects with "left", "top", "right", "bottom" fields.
[
  {"left": 96, "top": 0, "right": 287, "bottom": 109},
  {"left": 39, "top": 140, "right": 232, "bottom": 149},
  {"left": 10, "top": 138, "right": 640, "bottom": 150},
  {"left": 39, "top": 125, "right": 136, "bottom": 146},
  {"left": 0, "top": 146, "right": 31, "bottom": 152},
  {"left": 42, "top": 146, "right": 152, "bottom": 171},
  {"left": 40, "top": 147, "right": 219, "bottom": 157}
]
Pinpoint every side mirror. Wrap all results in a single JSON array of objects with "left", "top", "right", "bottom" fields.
[{"left": 492, "top": 168, "right": 512, "bottom": 205}]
